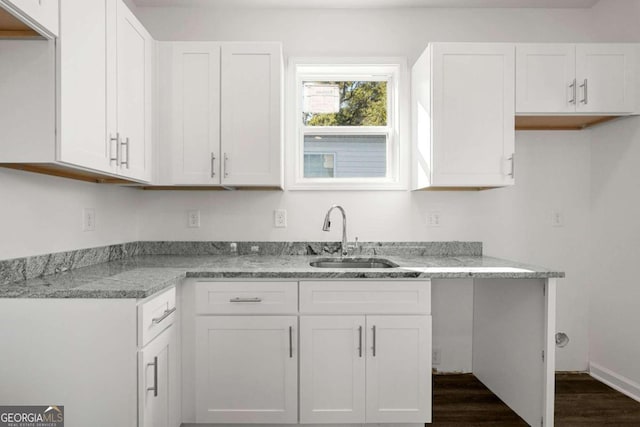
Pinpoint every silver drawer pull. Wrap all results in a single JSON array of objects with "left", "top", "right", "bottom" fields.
[
  {"left": 230, "top": 297, "right": 262, "bottom": 303},
  {"left": 147, "top": 356, "right": 158, "bottom": 397},
  {"left": 151, "top": 307, "right": 176, "bottom": 325}
]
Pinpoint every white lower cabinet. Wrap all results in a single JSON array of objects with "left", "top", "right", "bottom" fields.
[
  {"left": 189, "top": 279, "right": 431, "bottom": 426},
  {"left": 299, "top": 315, "right": 431, "bottom": 425},
  {"left": 140, "top": 324, "right": 178, "bottom": 427},
  {"left": 195, "top": 316, "right": 298, "bottom": 424},
  {"left": 365, "top": 316, "right": 432, "bottom": 423},
  {"left": 0, "top": 287, "right": 180, "bottom": 427},
  {"left": 300, "top": 316, "right": 366, "bottom": 424}
]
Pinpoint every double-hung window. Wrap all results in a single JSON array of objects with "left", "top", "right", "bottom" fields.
[{"left": 289, "top": 59, "right": 407, "bottom": 190}]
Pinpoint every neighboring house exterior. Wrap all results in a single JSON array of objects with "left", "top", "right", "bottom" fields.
[{"left": 303, "top": 134, "right": 386, "bottom": 178}]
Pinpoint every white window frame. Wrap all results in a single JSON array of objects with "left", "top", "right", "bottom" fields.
[{"left": 287, "top": 57, "right": 409, "bottom": 190}]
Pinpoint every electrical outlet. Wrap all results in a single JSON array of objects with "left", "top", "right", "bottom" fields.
[
  {"left": 187, "top": 210, "right": 201, "bottom": 228},
  {"left": 551, "top": 209, "right": 564, "bottom": 227},
  {"left": 427, "top": 211, "right": 442, "bottom": 227},
  {"left": 432, "top": 348, "right": 441, "bottom": 365},
  {"left": 274, "top": 209, "right": 287, "bottom": 228},
  {"left": 82, "top": 208, "right": 95, "bottom": 232}
]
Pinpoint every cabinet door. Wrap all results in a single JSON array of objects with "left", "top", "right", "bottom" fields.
[
  {"left": 195, "top": 316, "right": 297, "bottom": 424},
  {"left": 220, "top": 43, "right": 282, "bottom": 187},
  {"left": 140, "top": 324, "right": 179, "bottom": 427},
  {"left": 516, "top": 44, "right": 576, "bottom": 113},
  {"left": 57, "top": 0, "right": 113, "bottom": 173},
  {"left": 170, "top": 42, "right": 221, "bottom": 185},
  {"left": 575, "top": 44, "right": 636, "bottom": 113},
  {"left": 431, "top": 43, "right": 515, "bottom": 187},
  {"left": 113, "top": 0, "right": 153, "bottom": 182},
  {"left": 300, "top": 316, "right": 366, "bottom": 424},
  {"left": 366, "top": 316, "right": 431, "bottom": 423}
]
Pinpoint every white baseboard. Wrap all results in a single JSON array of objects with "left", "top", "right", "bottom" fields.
[{"left": 589, "top": 362, "right": 640, "bottom": 403}]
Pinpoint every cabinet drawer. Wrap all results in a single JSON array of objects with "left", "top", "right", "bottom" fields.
[
  {"left": 139, "top": 287, "right": 177, "bottom": 346},
  {"left": 195, "top": 281, "right": 298, "bottom": 314},
  {"left": 300, "top": 281, "right": 431, "bottom": 314}
]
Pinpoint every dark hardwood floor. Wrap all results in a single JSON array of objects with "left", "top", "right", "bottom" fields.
[{"left": 432, "top": 373, "right": 640, "bottom": 426}]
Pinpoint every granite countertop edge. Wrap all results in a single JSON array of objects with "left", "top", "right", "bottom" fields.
[{"left": 0, "top": 254, "right": 565, "bottom": 299}]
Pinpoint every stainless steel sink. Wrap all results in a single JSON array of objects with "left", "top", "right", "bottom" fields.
[{"left": 310, "top": 257, "right": 398, "bottom": 269}]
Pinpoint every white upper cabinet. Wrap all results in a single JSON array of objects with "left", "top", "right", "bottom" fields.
[
  {"left": 220, "top": 43, "right": 283, "bottom": 187},
  {"left": 0, "top": 0, "right": 154, "bottom": 183},
  {"left": 166, "top": 42, "right": 221, "bottom": 185},
  {"left": 1, "top": 0, "right": 59, "bottom": 37},
  {"left": 159, "top": 42, "right": 283, "bottom": 188},
  {"left": 412, "top": 43, "right": 515, "bottom": 189},
  {"left": 110, "top": 0, "right": 153, "bottom": 182},
  {"left": 58, "top": 0, "right": 112, "bottom": 173},
  {"left": 516, "top": 43, "right": 636, "bottom": 114},
  {"left": 516, "top": 44, "right": 576, "bottom": 114},
  {"left": 575, "top": 44, "right": 636, "bottom": 114}
]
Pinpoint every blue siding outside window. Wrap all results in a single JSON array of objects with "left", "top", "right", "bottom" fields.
[{"left": 303, "top": 135, "right": 387, "bottom": 178}]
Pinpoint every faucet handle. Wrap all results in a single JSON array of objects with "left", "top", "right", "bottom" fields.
[{"left": 347, "top": 237, "right": 359, "bottom": 254}]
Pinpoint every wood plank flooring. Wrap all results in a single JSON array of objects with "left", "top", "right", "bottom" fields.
[{"left": 432, "top": 373, "right": 640, "bottom": 426}]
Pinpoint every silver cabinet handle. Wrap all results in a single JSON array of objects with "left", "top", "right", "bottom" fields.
[
  {"left": 223, "top": 153, "right": 229, "bottom": 178},
  {"left": 372, "top": 325, "right": 376, "bottom": 357},
  {"left": 120, "top": 137, "right": 130, "bottom": 169},
  {"left": 211, "top": 153, "right": 216, "bottom": 178},
  {"left": 580, "top": 78, "right": 588, "bottom": 104},
  {"left": 109, "top": 133, "right": 120, "bottom": 166},
  {"left": 229, "top": 297, "right": 262, "bottom": 303},
  {"left": 358, "top": 326, "right": 363, "bottom": 358},
  {"left": 509, "top": 154, "right": 515, "bottom": 178},
  {"left": 289, "top": 326, "right": 293, "bottom": 358},
  {"left": 569, "top": 79, "right": 577, "bottom": 104},
  {"left": 147, "top": 356, "right": 158, "bottom": 397},
  {"left": 151, "top": 307, "right": 176, "bottom": 325}
]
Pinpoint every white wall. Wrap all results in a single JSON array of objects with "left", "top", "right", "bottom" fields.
[
  {"left": 586, "top": 0, "right": 640, "bottom": 398},
  {"left": 589, "top": 117, "right": 640, "bottom": 393},
  {"left": 0, "top": 168, "right": 139, "bottom": 260},
  {"left": 133, "top": 5, "right": 603, "bottom": 371}
]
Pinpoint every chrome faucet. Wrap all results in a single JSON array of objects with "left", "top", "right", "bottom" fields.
[{"left": 322, "top": 205, "right": 351, "bottom": 257}]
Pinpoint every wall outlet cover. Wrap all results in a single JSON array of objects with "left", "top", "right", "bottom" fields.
[
  {"left": 274, "top": 209, "right": 287, "bottom": 228},
  {"left": 187, "top": 210, "right": 201, "bottom": 228},
  {"left": 82, "top": 208, "right": 95, "bottom": 232}
]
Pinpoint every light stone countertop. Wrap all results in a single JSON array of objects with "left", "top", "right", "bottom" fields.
[{"left": 0, "top": 254, "right": 565, "bottom": 299}]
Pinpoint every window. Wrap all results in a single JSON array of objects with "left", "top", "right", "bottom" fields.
[{"left": 288, "top": 59, "right": 408, "bottom": 190}]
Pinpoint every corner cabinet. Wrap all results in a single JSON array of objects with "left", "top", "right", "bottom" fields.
[
  {"left": 0, "top": 287, "right": 180, "bottom": 427},
  {"left": 0, "top": 0, "right": 153, "bottom": 183},
  {"left": 157, "top": 42, "right": 283, "bottom": 188},
  {"left": 411, "top": 43, "right": 516, "bottom": 190},
  {"left": 516, "top": 43, "right": 636, "bottom": 114}
]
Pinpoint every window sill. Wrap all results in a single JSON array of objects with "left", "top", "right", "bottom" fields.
[{"left": 287, "top": 180, "right": 408, "bottom": 191}]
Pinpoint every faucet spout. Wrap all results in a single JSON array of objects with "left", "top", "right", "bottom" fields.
[{"left": 322, "top": 205, "right": 348, "bottom": 256}]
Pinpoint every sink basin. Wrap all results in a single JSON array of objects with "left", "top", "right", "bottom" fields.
[{"left": 310, "top": 257, "right": 398, "bottom": 269}]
